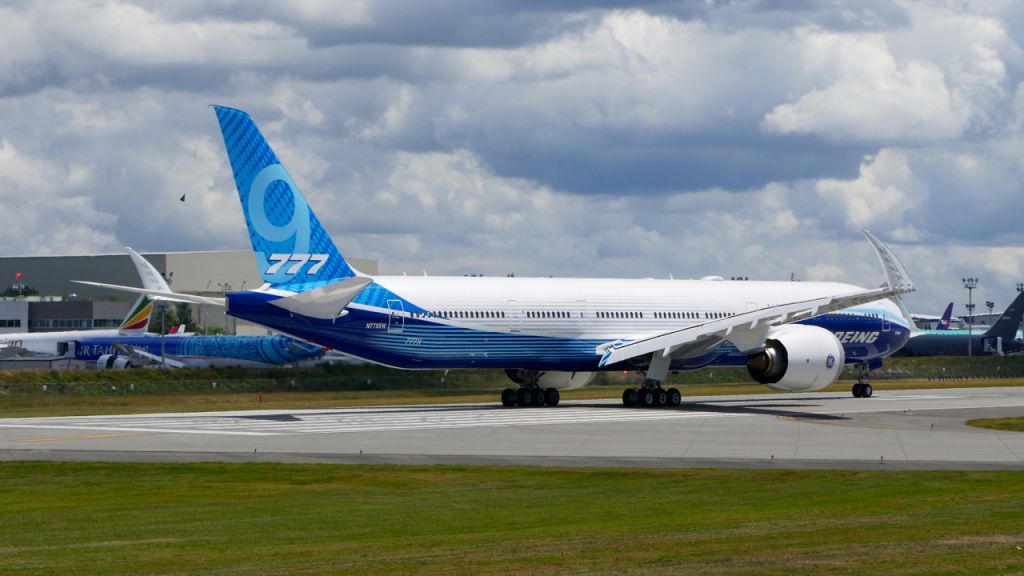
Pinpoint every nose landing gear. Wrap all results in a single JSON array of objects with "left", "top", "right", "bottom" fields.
[{"left": 851, "top": 363, "right": 874, "bottom": 398}]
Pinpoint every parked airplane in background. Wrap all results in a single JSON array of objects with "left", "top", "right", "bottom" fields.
[
  {"left": 74, "top": 334, "right": 323, "bottom": 369},
  {"left": 0, "top": 249, "right": 165, "bottom": 357},
  {"left": 79, "top": 106, "right": 916, "bottom": 407},
  {"left": 895, "top": 290, "right": 1024, "bottom": 357},
  {"left": 71, "top": 248, "right": 322, "bottom": 368},
  {"left": 937, "top": 303, "right": 954, "bottom": 330}
]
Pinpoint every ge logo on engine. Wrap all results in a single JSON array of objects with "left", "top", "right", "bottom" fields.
[{"left": 825, "top": 354, "right": 836, "bottom": 369}]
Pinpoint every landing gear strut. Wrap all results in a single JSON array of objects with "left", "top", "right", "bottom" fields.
[{"left": 851, "top": 364, "right": 874, "bottom": 398}]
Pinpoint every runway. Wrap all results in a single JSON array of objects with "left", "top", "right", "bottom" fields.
[{"left": 2, "top": 386, "right": 1023, "bottom": 470}]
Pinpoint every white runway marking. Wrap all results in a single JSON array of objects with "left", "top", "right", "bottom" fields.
[{"left": 0, "top": 406, "right": 741, "bottom": 437}]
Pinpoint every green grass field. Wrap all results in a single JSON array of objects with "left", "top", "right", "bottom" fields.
[
  {"left": 0, "top": 462, "right": 1021, "bottom": 575},
  {"left": 968, "top": 417, "right": 1024, "bottom": 432}
]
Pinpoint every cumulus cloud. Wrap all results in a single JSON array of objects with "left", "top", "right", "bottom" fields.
[
  {"left": 763, "top": 31, "right": 970, "bottom": 141},
  {"left": 1, "top": 1, "right": 1024, "bottom": 312},
  {"left": 815, "top": 149, "right": 926, "bottom": 232}
]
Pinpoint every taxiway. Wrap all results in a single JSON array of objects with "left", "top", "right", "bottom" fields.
[{"left": 1, "top": 386, "right": 1022, "bottom": 470}]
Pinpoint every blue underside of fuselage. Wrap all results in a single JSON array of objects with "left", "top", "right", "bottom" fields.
[{"left": 228, "top": 291, "right": 910, "bottom": 372}]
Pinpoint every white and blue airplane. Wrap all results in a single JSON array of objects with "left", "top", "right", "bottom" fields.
[{"left": 81, "top": 106, "right": 915, "bottom": 407}]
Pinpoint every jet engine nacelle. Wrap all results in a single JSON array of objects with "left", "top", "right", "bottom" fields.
[
  {"left": 97, "top": 354, "right": 133, "bottom": 370},
  {"left": 505, "top": 369, "right": 597, "bottom": 390},
  {"left": 745, "top": 325, "right": 845, "bottom": 392}
]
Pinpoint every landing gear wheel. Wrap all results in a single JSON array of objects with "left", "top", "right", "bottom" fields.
[
  {"left": 622, "top": 388, "right": 638, "bottom": 407},
  {"left": 517, "top": 388, "right": 531, "bottom": 406},
  {"left": 654, "top": 388, "right": 668, "bottom": 407},
  {"left": 545, "top": 388, "right": 560, "bottom": 407},
  {"left": 852, "top": 384, "right": 861, "bottom": 398},
  {"left": 863, "top": 383, "right": 873, "bottom": 398},
  {"left": 532, "top": 389, "right": 546, "bottom": 407},
  {"left": 501, "top": 388, "right": 516, "bottom": 407},
  {"left": 666, "top": 388, "right": 682, "bottom": 407},
  {"left": 638, "top": 388, "right": 655, "bottom": 408}
]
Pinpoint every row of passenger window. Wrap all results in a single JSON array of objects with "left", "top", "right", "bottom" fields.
[
  {"left": 408, "top": 310, "right": 737, "bottom": 321},
  {"left": 412, "top": 310, "right": 508, "bottom": 320},
  {"left": 597, "top": 311, "right": 642, "bottom": 319}
]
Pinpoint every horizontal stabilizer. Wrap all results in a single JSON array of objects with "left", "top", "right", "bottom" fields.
[
  {"left": 72, "top": 280, "right": 226, "bottom": 306},
  {"left": 269, "top": 277, "right": 373, "bottom": 319}
]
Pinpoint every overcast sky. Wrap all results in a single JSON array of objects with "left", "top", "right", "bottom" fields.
[{"left": 1, "top": 0, "right": 1023, "bottom": 314}]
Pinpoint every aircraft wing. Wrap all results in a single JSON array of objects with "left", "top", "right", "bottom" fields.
[
  {"left": 72, "top": 281, "right": 225, "bottom": 306},
  {"left": 598, "top": 230, "right": 914, "bottom": 368},
  {"left": 112, "top": 343, "right": 188, "bottom": 369}
]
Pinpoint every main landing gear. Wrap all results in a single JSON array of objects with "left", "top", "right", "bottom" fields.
[
  {"left": 621, "top": 383, "right": 682, "bottom": 408},
  {"left": 501, "top": 387, "right": 560, "bottom": 407},
  {"left": 851, "top": 363, "right": 874, "bottom": 398},
  {"left": 622, "top": 353, "right": 682, "bottom": 408}
]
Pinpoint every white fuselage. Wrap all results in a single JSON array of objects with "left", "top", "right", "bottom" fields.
[{"left": 0, "top": 330, "right": 144, "bottom": 357}]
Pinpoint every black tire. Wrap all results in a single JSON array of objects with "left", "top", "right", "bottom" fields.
[
  {"left": 532, "top": 389, "right": 546, "bottom": 407},
  {"left": 863, "top": 384, "right": 873, "bottom": 398},
  {"left": 545, "top": 388, "right": 560, "bottom": 407},
  {"left": 639, "top": 389, "right": 655, "bottom": 408},
  {"left": 501, "top": 388, "right": 516, "bottom": 407},
  {"left": 667, "top": 388, "right": 682, "bottom": 407},
  {"left": 517, "top": 388, "right": 531, "bottom": 407},
  {"left": 622, "top": 388, "right": 638, "bottom": 407},
  {"left": 852, "top": 384, "right": 863, "bottom": 398},
  {"left": 655, "top": 388, "right": 668, "bottom": 407}
]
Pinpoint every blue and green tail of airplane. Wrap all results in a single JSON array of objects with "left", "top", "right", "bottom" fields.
[{"left": 213, "top": 105, "right": 359, "bottom": 292}]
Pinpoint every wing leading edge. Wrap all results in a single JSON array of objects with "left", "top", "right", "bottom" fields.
[{"left": 598, "top": 230, "right": 915, "bottom": 367}]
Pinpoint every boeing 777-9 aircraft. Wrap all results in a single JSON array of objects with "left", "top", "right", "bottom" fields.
[{"left": 81, "top": 106, "right": 916, "bottom": 408}]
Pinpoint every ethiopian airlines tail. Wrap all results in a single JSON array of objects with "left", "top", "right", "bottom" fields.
[
  {"left": 117, "top": 295, "right": 153, "bottom": 333},
  {"left": 115, "top": 247, "right": 176, "bottom": 333},
  {"left": 212, "top": 105, "right": 361, "bottom": 292}
]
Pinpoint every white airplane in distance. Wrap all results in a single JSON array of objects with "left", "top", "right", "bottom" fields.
[
  {"left": 80, "top": 106, "right": 916, "bottom": 407},
  {"left": 0, "top": 247, "right": 169, "bottom": 357}
]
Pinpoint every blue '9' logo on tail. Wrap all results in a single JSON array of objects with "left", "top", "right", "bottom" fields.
[{"left": 213, "top": 106, "right": 357, "bottom": 289}]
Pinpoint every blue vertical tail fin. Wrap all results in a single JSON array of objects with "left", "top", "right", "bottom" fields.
[
  {"left": 212, "top": 106, "right": 359, "bottom": 292},
  {"left": 937, "top": 302, "right": 954, "bottom": 330}
]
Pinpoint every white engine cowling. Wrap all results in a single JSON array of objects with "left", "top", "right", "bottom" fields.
[
  {"left": 97, "top": 354, "right": 133, "bottom": 370},
  {"left": 745, "top": 325, "right": 845, "bottom": 392},
  {"left": 505, "top": 369, "right": 597, "bottom": 390}
]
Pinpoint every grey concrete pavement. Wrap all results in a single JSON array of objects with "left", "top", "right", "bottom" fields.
[{"left": 1, "top": 387, "right": 1022, "bottom": 470}]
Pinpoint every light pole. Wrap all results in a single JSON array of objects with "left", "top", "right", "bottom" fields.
[
  {"left": 963, "top": 278, "right": 978, "bottom": 356},
  {"left": 159, "top": 301, "right": 166, "bottom": 367}
]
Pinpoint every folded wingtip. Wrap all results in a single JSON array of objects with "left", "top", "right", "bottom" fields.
[{"left": 862, "top": 230, "right": 914, "bottom": 294}]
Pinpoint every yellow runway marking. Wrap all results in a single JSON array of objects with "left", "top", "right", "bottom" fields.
[{"left": 18, "top": 433, "right": 142, "bottom": 443}]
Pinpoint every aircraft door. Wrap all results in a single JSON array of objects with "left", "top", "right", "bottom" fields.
[
  {"left": 387, "top": 300, "right": 404, "bottom": 333},
  {"left": 576, "top": 300, "right": 589, "bottom": 335},
  {"left": 507, "top": 300, "right": 522, "bottom": 333}
]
